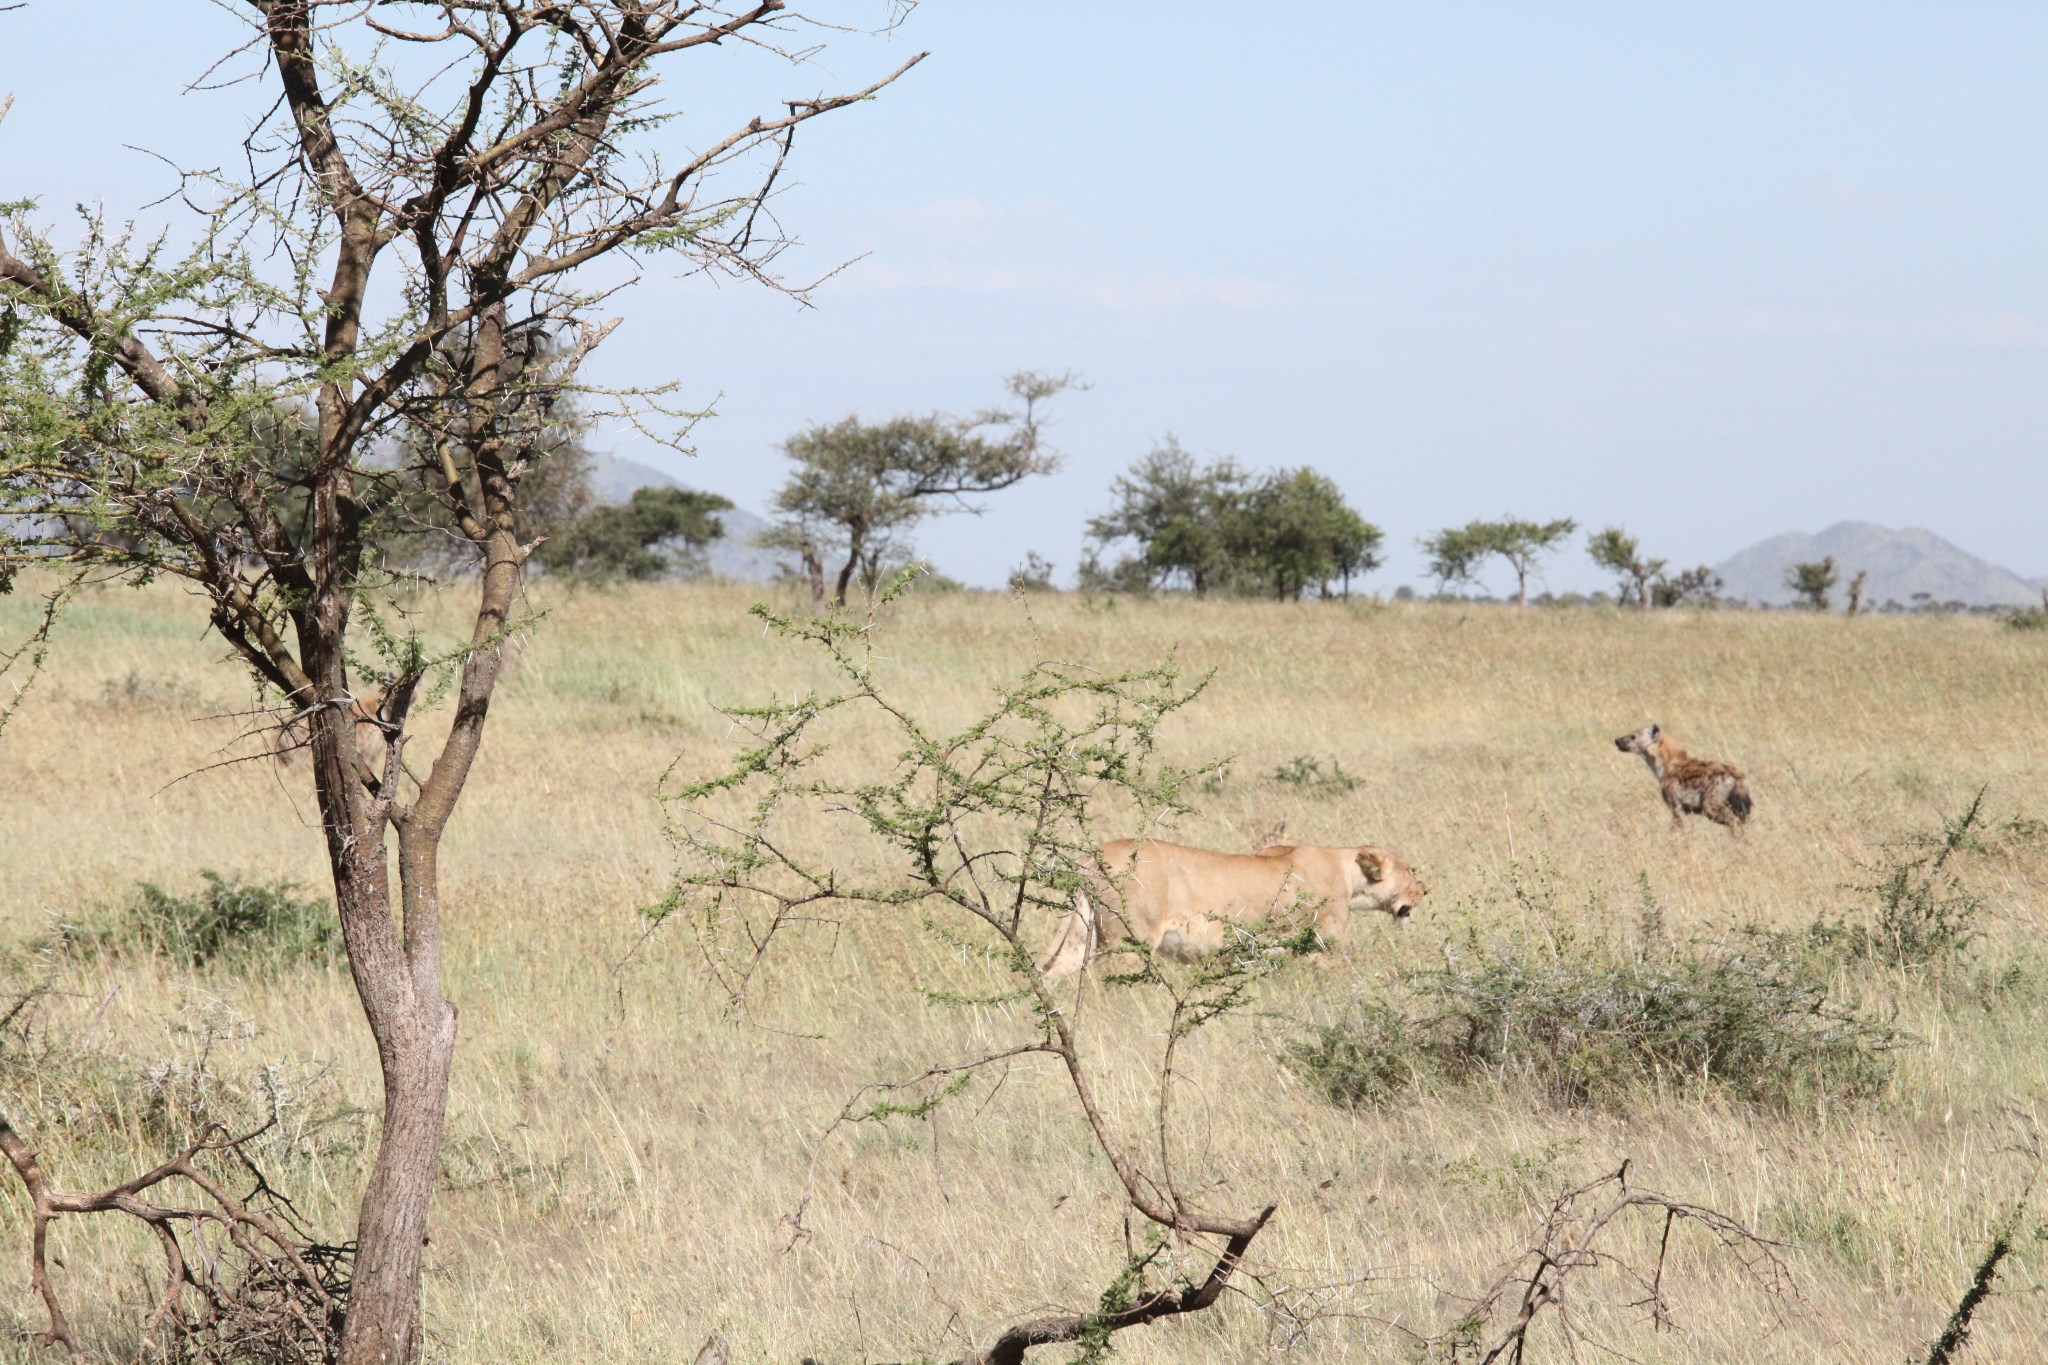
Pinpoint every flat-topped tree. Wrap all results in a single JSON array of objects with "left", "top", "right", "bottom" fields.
[
  {"left": 0, "top": 7, "right": 919, "bottom": 1361},
  {"left": 770, "top": 371, "right": 1076, "bottom": 606},
  {"left": 1423, "top": 515, "right": 1578, "bottom": 604}
]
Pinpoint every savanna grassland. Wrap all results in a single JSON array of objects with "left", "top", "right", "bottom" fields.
[{"left": 2, "top": 577, "right": 2045, "bottom": 1363}]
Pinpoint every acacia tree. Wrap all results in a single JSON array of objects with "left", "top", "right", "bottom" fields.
[
  {"left": 0, "top": 6, "right": 919, "bottom": 1360},
  {"left": 538, "top": 486, "right": 731, "bottom": 581},
  {"left": 1234, "top": 466, "right": 1381, "bottom": 601},
  {"left": 663, "top": 579, "right": 1280, "bottom": 1358},
  {"left": 1422, "top": 515, "right": 1578, "bottom": 605},
  {"left": 1845, "top": 567, "right": 1869, "bottom": 617},
  {"left": 770, "top": 371, "right": 1074, "bottom": 606},
  {"left": 1082, "top": 436, "right": 1248, "bottom": 596},
  {"left": 1651, "top": 564, "right": 1724, "bottom": 608},
  {"left": 1586, "top": 526, "right": 1667, "bottom": 608},
  {"left": 1083, "top": 444, "right": 1379, "bottom": 600},
  {"left": 1787, "top": 556, "right": 1838, "bottom": 611}
]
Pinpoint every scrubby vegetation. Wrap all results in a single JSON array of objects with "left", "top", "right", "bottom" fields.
[
  {"left": 1292, "top": 794, "right": 2012, "bottom": 1114},
  {"left": 1291, "top": 920, "right": 1900, "bottom": 1111},
  {"left": 67, "top": 871, "right": 338, "bottom": 973},
  {"left": 2, "top": 579, "right": 2044, "bottom": 1362}
]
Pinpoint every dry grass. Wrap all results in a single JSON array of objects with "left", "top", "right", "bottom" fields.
[{"left": 2, "top": 578, "right": 2045, "bottom": 1361}]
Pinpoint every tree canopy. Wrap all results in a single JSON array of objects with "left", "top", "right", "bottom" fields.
[
  {"left": 1083, "top": 440, "right": 1382, "bottom": 599},
  {"left": 1422, "top": 516, "right": 1578, "bottom": 605},
  {"left": 1787, "top": 556, "right": 1839, "bottom": 611},
  {"left": 1587, "top": 526, "right": 1667, "bottom": 609},
  {"left": 536, "top": 486, "right": 730, "bottom": 581}
]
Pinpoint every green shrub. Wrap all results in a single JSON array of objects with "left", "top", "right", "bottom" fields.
[
  {"left": 2001, "top": 606, "right": 2048, "bottom": 631},
  {"left": 77, "top": 871, "right": 337, "bottom": 972},
  {"left": 1290, "top": 927, "right": 1899, "bottom": 1112},
  {"left": 1286, "top": 1000, "right": 1424, "bottom": 1108},
  {"left": 1272, "top": 753, "right": 1360, "bottom": 794},
  {"left": 1814, "top": 789, "right": 1990, "bottom": 971}
]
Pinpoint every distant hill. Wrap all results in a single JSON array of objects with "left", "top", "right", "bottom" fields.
[
  {"left": 1713, "top": 522, "right": 2041, "bottom": 608},
  {"left": 586, "top": 454, "right": 787, "bottom": 583}
]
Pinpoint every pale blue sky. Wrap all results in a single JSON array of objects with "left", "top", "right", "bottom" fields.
[{"left": 4, "top": 3, "right": 2043, "bottom": 592}]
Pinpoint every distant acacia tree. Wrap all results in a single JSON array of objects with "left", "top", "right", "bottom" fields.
[
  {"left": 1846, "top": 568, "right": 1870, "bottom": 617},
  {"left": 1587, "top": 526, "right": 1667, "bottom": 608},
  {"left": 1419, "top": 523, "right": 1486, "bottom": 595},
  {"left": 537, "top": 487, "right": 730, "bottom": 581},
  {"left": 757, "top": 515, "right": 830, "bottom": 602},
  {"left": 1006, "top": 550, "right": 1057, "bottom": 593},
  {"left": 1652, "top": 565, "right": 1725, "bottom": 608},
  {"left": 1084, "top": 444, "right": 1379, "bottom": 599},
  {"left": 770, "top": 372, "right": 1073, "bottom": 606},
  {"left": 1787, "top": 556, "right": 1839, "bottom": 611},
  {"left": 1236, "top": 466, "right": 1383, "bottom": 600},
  {"left": 1083, "top": 435, "right": 1248, "bottom": 596},
  {"left": 1423, "top": 516, "right": 1579, "bottom": 605}
]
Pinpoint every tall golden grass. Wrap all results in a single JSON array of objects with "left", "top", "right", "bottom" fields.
[{"left": 1, "top": 577, "right": 2043, "bottom": 1361}]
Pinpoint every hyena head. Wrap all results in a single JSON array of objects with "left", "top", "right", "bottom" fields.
[{"left": 1614, "top": 723, "right": 1663, "bottom": 767}]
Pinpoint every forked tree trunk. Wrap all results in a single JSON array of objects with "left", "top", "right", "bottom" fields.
[
  {"left": 322, "top": 832, "right": 459, "bottom": 1365},
  {"left": 303, "top": 468, "right": 519, "bottom": 1364}
]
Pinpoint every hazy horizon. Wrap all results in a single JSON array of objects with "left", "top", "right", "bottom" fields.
[{"left": 5, "top": 3, "right": 2042, "bottom": 594}]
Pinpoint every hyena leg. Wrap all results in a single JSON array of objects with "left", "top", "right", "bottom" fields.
[
  {"left": 1703, "top": 795, "right": 1744, "bottom": 835},
  {"left": 1661, "top": 784, "right": 1688, "bottom": 831}
]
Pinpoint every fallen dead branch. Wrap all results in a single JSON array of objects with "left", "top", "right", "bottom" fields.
[
  {"left": 0, "top": 1107, "right": 347, "bottom": 1363},
  {"left": 1447, "top": 1160, "right": 1789, "bottom": 1363}
]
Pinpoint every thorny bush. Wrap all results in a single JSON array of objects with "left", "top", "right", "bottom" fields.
[{"left": 655, "top": 572, "right": 1291, "bottom": 1362}]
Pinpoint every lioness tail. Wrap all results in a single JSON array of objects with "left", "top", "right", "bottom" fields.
[{"left": 1037, "top": 888, "right": 1098, "bottom": 984}]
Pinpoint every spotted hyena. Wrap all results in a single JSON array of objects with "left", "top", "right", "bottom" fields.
[{"left": 1613, "top": 723, "right": 1752, "bottom": 834}]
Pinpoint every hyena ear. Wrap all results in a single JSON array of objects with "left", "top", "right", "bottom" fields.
[
  {"left": 1648, "top": 723, "right": 1661, "bottom": 740},
  {"left": 1356, "top": 849, "right": 1385, "bottom": 882}
]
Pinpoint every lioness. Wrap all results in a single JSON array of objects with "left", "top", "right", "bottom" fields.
[{"left": 1038, "top": 838, "right": 1425, "bottom": 982}]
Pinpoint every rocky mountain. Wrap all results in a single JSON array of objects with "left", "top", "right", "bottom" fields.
[
  {"left": 1713, "top": 522, "right": 2041, "bottom": 609},
  {"left": 586, "top": 454, "right": 787, "bottom": 583}
]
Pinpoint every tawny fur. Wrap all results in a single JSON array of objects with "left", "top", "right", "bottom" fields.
[
  {"left": 1038, "top": 838, "right": 1426, "bottom": 982},
  {"left": 273, "top": 686, "right": 389, "bottom": 789},
  {"left": 1613, "top": 723, "right": 1752, "bottom": 834}
]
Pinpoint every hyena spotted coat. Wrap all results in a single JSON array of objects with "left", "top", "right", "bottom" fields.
[{"left": 1613, "top": 723, "right": 1752, "bottom": 834}]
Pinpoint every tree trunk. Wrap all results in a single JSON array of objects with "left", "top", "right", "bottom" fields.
[
  {"left": 309, "top": 728, "right": 460, "bottom": 1365},
  {"left": 833, "top": 534, "right": 864, "bottom": 607},
  {"left": 302, "top": 426, "right": 515, "bottom": 1363},
  {"left": 802, "top": 545, "right": 825, "bottom": 603}
]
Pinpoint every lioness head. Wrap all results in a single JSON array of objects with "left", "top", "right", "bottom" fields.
[{"left": 1351, "top": 848, "right": 1426, "bottom": 922}]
